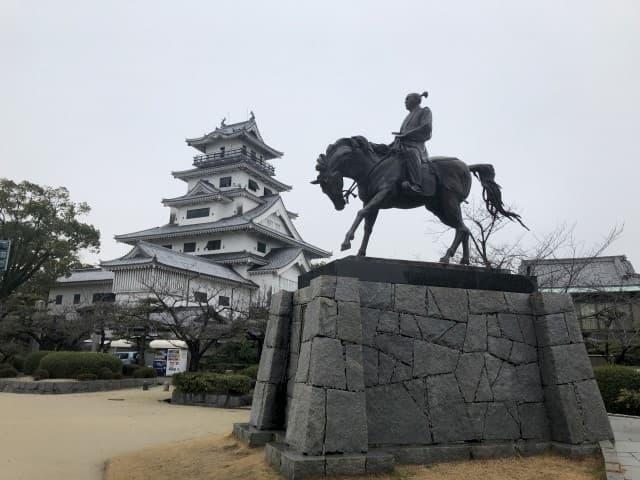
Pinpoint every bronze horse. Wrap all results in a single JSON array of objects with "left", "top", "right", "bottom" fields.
[{"left": 311, "top": 136, "right": 526, "bottom": 264}]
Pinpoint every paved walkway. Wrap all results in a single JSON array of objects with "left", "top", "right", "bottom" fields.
[{"left": 603, "top": 415, "right": 640, "bottom": 480}]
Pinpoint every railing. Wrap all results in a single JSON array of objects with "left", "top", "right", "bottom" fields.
[{"left": 193, "top": 148, "right": 275, "bottom": 176}]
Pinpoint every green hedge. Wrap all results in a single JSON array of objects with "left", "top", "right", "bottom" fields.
[
  {"left": 40, "top": 352, "right": 123, "bottom": 379},
  {"left": 33, "top": 369, "right": 49, "bottom": 381},
  {"left": 0, "top": 365, "right": 18, "bottom": 378},
  {"left": 173, "top": 372, "right": 253, "bottom": 395},
  {"left": 24, "top": 351, "right": 51, "bottom": 374},
  {"left": 243, "top": 364, "right": 259, "bottom": 380},
  {"left": 132, "top": 366, "right": 156, "bottom": 378},
  {"left": 595, "top": 365, "right": 640, "bottom": 414}
]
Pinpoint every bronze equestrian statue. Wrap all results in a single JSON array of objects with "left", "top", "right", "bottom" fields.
[{"left": 311, "top": 91, "right": 527, "bottom": 265}]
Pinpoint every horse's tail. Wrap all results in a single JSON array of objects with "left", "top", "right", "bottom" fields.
[{"left": 468, "top": 164, "right": 529, "bottom": 230}]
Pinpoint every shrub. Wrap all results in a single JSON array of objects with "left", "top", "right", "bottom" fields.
[
  {"left": 98, "top": 367, "right": 114, "bottom": 380},
  {"left": 111, "top": 372, "right": 124, "bottom": 380},
  {"left": 132, "top": 366, "right": 156, "bottom": 378},
  {"left": 243, "top": 364, "right": 259, "bottom": 380},
  {"left": 616, "top": 389, "right": 640, "bottom": 416},
  {"left": 40, "top": 352, "right": 123, "bottom": 379},
  {"left": 173, "top": 372, "right": 253, "bottom": 396},
  {"left": 33, "top": 369, "right": 49, "bottom": 381},
  {"left": 24, "top": 351, "right": 51, "bottom": 374},
  {"left": 595, "top": 365, "right": 640, "bottom": 414},
  {"left": 0, "top": 365, "right": 18, "bottom": 378},
  {"left": 122, "top": 364, "right": 141, "bottom": 376},
  {"left": 11, "top": 355, "right": 25, "bottom": 372},
  {"left": 76, "top": 373, "right": 98, "bottom": 381}
]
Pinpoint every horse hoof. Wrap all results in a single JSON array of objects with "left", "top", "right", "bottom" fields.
[
  {"left": 357, "top": 251, "right": 366, "bottom": 257},
  {"left": 460, "top": 259, "right": 470, "bottom": 266},
  {"left": 439, "top": 256, "right": 450, "bottom": 264},
  {"left": 341, "top": 242, "right": 351, "bottom": 251}
]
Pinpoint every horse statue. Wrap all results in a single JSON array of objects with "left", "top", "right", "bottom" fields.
[{"left": 311, "top": 136, "right": 527, "bottom": 265}]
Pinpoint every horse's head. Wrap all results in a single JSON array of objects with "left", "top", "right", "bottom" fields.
[{"left": 311, "top": 137, "right": 369, "bottom": 211}]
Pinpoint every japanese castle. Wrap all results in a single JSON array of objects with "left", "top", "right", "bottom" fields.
[{"left": 50, "top": 115, "right": 330, "bottom": 310}]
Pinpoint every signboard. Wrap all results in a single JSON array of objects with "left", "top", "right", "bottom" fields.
[
  {"left": 166, "top": 348, "right": 187, "bottom": 376},
  {"left": 0, "top": 240, "right": 10, "bottom": 272}
]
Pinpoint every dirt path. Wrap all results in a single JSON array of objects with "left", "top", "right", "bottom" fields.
[{"left": 0, "top": 388, "right": 249, "bottom": 480}]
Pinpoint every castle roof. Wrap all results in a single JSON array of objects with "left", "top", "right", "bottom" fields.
[
  {"left": 101, "top": 242, "right": 257, "bottom": 288},
  {"left": 249, "top": 247, "right": 305, "bottom": 273},
  {"left": 55, "top": 268, "right": 114, "bottom": 285},
  {"left": 186, "top": 117, "right": 283, "bottom": 159}
]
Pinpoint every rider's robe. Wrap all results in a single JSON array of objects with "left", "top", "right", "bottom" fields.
[{"left": 398, "top": 107, "right": 432, "bottom": 186}]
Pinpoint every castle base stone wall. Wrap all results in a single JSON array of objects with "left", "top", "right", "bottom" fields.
[{"left": 235, "top": 258, "right": 613, "bottom": 479}]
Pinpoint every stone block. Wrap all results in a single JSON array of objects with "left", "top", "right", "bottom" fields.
[
  {"left": 469, "top": 290, "right": 508, "bottom": 314},
  {"left": 377, "top": 310, "right": 399, "bottom": 334},
  {"left": 414, "top": 340, "right": 459, "bottom": 376},
  {"left": 424, "top": 444, "right": 471, "bottom": 463},
  {"left": 471, "top": 442, "right": 516, "bottom": 459},
  {"left": 310, "top": 275, "right": 336, "bottom": 299},
  {"left": 534, "top": 313, "right": 569, "bottom": 347},
  {"left": 395, "top": 284, "right": 427, "bottom": 315},
  {"left": 359, "top": 281, "right": 393, "bottom": 309},
  {"left": 492, "top": 363, "right": 519, "bottom": 401},
  {"left": 345, "top": 344, "right": 365, "bottom": 392},
  {"left": 497, "top": 313, "right": 524, "bottom": 342},
  {"left": 515, "top": 440, "right": 550, "bottom": 456},
  {"left": 293, "top": 286, "right": 311, "bottom": 305},
  {"left": 365, "top": 451, "right": 395, "bottom": 473},
  {"left": 270, "top": 291, "right": 293, "bottom": 316},
  {"left": 265, "top": 441, "right": 283, "bottom": 468},
  {"left": 391, "top": 361, "right": 412, "bottom": 382},
  {"left": 437, "top": 322, "right": 466, "bottom": 349},
  {"left": 295, "top": 341, "right": 311, "bottom": 383},
  {"left": 302, "top": 297, "right": 338, "bottom": 342},
  {"left": 427, "top": 286, "right": 469, "bottom": 321},
  {"left": 257, "top": 347, "right": 288, "bottom": 383},
  {"left": 400, "top": 313, "right": 421, "bottom": 338},
  {"left": 510, "top": 341, "right": 537, "bottom": 364},
  {"left": 336, "top": 301, "right": 362, "bottom": 343},
  {"left": 427, "top": 374, "right": 473, "bottom": 442},
  {"left": 289, "top": 320, "right": 302, "bottom": 355},
  {"left": 404, "top": 378, "right": 427, "bottom": 412},
  {"left": 280, "top": 448, "right": 326, "bottom": 479},
  {"left": 515, "top": 363, "right": 544, "bottom": 402},
  {"left": 544, "top": 384, "right": 584, "bottom": 444},
  {"left": 416, "top": 316, "right": 455, "bottom": 341},
  {"left": 287, "top": 353, "right": 299, "bottom": 381},
  {"left": 285, "top": 385, "right": 326, "bottom": 455},
  {"left": 308, "top": 337, "right": 346, "bottom": 389},
  {"left": 335, "top": 276, "right": 360, "bottom": 303},
  {"left": 546, "top": 343, "right": 594, "bottom": 384},
  {"left": 550, "top": 442, "right": 600, "bottom": 458},
  {"left": 488, "top": 336, "right": 512, "bottom": 361},
  {"left": 475, "top": 370, "right": 493, "bottom": 401},
  {"left": 455, "top": 352, "right": 485, "bottom": 402},
  {"left": 265, "top": 314, "right": 291, "bottom": 349},
  {"left": 325, "top": 454, "right": 366, "bottom": 476},
  {"left": 366, "top": 383, "right": 431, "bottom": 445},
  {"left": 375, "top": 333, "right": 413, "bottom": 364},
  {"left": 484, "top": 404, "right": 520, "bottom": 440},
  {"left": 464, "top": 315, "right": 487, "bottom": 352},
  {"left": 325, "top": 389, "right": 368, "bottom": 453},
  {"left": 233, "top": 423, "right": 278, "bottom": 447},
  {"left": 467, "top": 403, "right": 488, "bottom": 440},
  {"left": 250, "top": 381, "right": 285, "bottom": 429},
  {"left": 487, "top": 315, "right": 501, "bottom": 336},
  {"left": 362, "top": 346, "right": 378, "bottom": 387},
  {"left": 504, "top": 292, "right": 533, "bottom": 314},
  {"left": 361, "top": 307, "right": 378, "bottom": 346},
  {"left": 530, "top": 292, "right": 574, "bottom": 315},
  {"left": 378, "top": 352, "right": 395, "bottom": 384},
  {"left": 564, "top": 311, "right": 585, "bottom": 343},
  {"left": 574, "top": 379, "right": 614, "bottom": 441},
  {"left": 518, "top": 315, "right": 537, "bottom": 346},
  {"left": 518, "top": 403, "right": 550, "bottom": 440}
]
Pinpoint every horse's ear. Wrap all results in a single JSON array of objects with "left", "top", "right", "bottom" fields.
[{"left": 310, "top": 179, "right": 320, "bottom": 185}]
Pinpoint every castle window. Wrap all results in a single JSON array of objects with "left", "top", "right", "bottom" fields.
[
  {"left": 183, "top": 242, "right": 196, "bottom": 253},
  {"left": 92, "top": 293, "right": 115, "bottom": 303},
  {"left": 55, "top": 295, "right": 63, "bottom": 305},
  {"left": 257, "top": 241, "right": 267, "bottom": 253},
  {"left": 219, "top": 146, "right": 225, "bottom": 157},
  {"left": 263, "top": 188, "right": 273, "bottom": 196},
  {"left": 206, "top": 239, "right": 221, "bottom": 251},
  {"left": 186, "top": 207, "right": 210, "bottom": 219},
  {"left": 73, "top": 294, "right": 81, "bottom": 305},
  {"left": 219, "top": 176, "right": 232, "bottom": 188},
  {"left": 162, "top": 244, "right": 172, "bottom": 250},
  {"left": 193, "top": 291, "right": 207, "bottom": 303},
  {"left": 248, "top": 179, "right": 259, "bottom": 192},
  {"left": 218, "top": 295, "right": 230, "bottom": 307}
]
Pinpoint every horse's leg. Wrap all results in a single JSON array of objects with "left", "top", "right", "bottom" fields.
[
  {"left": 357, "top": 210, "right": 379, "bottom": 256},
  {"left": 341, "top": 189, "right": 391, "bottom": 251},
  {"left": 436, "top": 191, "right": 470, "bottom": 264}
]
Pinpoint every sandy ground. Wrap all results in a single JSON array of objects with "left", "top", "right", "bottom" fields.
[
  {"left": 106, "top": 434, "right": 605, "bottom": 480},
  {"left": 0, "top": 387, "right": 249, "bottom": 480}
]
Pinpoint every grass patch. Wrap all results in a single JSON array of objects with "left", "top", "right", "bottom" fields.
[{"left": 104, "top": 435, "right": 605, "bottom": 480}]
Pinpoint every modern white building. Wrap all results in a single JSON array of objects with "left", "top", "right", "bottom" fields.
[{"left": 93, "top": 114, "right": 330, "bottom": 308}]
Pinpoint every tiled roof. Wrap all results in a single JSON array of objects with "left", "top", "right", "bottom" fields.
[
  {"left": 200, "top": 251, "right": 269, "bottom": 266},
  {"left": 56, "top": 269, "right": 114, "bottom": 284},
  {"left": 249, "top": 247, "right": 304, "bottom": 272},
  {"left": 101, "top": 242, "right": 257, "bottom": 288},
  {"left": 520, "top": 255, "right": 640, "bottom": 290}
]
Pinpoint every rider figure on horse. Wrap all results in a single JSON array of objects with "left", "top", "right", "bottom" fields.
[{"left": 392, "top": 91, "right": 432, "bottom": 196}]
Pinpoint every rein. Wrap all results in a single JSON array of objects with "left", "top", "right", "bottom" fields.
[{"left": 341, "top": 146, "right": 395, "bottom": 204}]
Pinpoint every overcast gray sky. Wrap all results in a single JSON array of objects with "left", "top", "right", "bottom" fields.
[{"left": 2, "top": 0, "right": 639, "bottom": 268}]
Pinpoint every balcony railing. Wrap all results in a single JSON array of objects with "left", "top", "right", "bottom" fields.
[{"left": 193, "top": 148, "right": 275, "bottom": 176}]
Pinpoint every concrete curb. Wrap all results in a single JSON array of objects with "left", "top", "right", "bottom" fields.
[{"left": 0, "top": 377, "right": 164, "bottom": 394}]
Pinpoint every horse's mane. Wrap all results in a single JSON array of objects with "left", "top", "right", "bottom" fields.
[{"left": 317, "top": 136, "right": 375, "bottom": 173}]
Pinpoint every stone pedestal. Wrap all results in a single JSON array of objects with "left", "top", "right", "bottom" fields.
[{"left": 235, "top": 256, "right": 613, "bottom": 479}]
